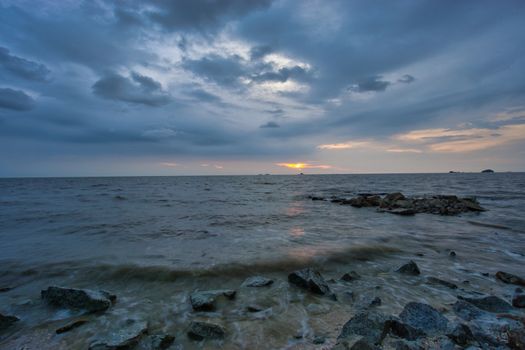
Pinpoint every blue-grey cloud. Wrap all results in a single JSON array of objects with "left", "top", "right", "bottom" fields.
[
  {"left": 0, "top": 47, "right": 50, "bottom": 82},
  {"left": 260, "top": 121, "right": 280, "bottom": 128},
  {"left": 251, "top": 66, "right": 309, "bottom": 83},
  {"left": 350, "top": 75, "right": 391, "bottom": 93},
  {"left": 398, "top": 74, "right": 415, "bottom": 84},
  {"left": 182, "top": 54, "right": 246, "bottom": 86},
  {"left": 250, "top": 45, "right": 273, "bottom": 60},
  {"left": 92, "top": 72, "right": 172, "bottom": 106},
  {"left": 0, "top": 88, "right": 35, "bottom": 111}
]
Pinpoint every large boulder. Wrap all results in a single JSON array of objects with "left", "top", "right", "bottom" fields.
[
  {"left": 242, "top": 276, "right": 273, "bottom": 287},
  {"left": 396, "top": 261, "right": 421, "bottom": 276},
  {"left": 399, "top": 302, "right": 448, "bottom": 334},
  {"left": 0, "top": 313, "right": 19, "bottom": 330},
  {"left": 337, "top": 311, "right": 387, "bottom": 345},
  {"left": 187, "top": 321, "right": 225, "bottom": 340},
  {"left": 457, "top": 295, "right": 513, "bottom": 313},
  {"left": 89, "top": 319, "right": 148, "bottom": 350},
  {"left": 288, "top": 268, "right": 334, "bottom": 298},
  {"left": 189, "top": 289, "right": 236, "bottom": 311},
  {"left": 41, "top": 286, "right": 115, "bottom": 313}
]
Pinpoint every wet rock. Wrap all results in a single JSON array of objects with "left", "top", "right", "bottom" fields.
[
  {"left": 396, "top": 261, "right": 421, "bottom": 276},
  {"left": 348, "top": 195, "right": 381, "bottom": 208},
  {"left": 242, "top": 276, "right": 273, "bottom": 287},
  {"left": 189, "top": 289, "right": 236, "bottom": 311},
  {"left": 508, "top": 329, "right": 525, "bottom": 350},
  {"left": 452, "top": 300, "right": 486, "bottom": 321},
  {"left": 512, "top": 288, "right": 525, "bottom": 308},
  {"left": 341, "top": 271, "right": 361, "bottom": 282},
  {"left": 0, "top": 287, "right": 12, "bottom": 293},
  {"left": 399, "top": 302, "right": 448, "bottom": 334},
  {"left": 447, "top": 323, "right": 474, "bottom": 346},
  {"left": 288, "top": 268, "right": 334, "bottom": 298},
  {"left": 89, "top": 319, "right": 148, "bottom": 350},
  {"left": 0, "top": 313, "right": 19, "bottom": 330},
  {"left": 370, "top": 297, "right": 382, "bottom": 307},
  {"left": 449, "top": 251, "right": 456, "bottom": 257},
  {"left": 426, "top": 277, "right": 458, "bottom": 289},
  {"left": 383, "top": 319, "right": 425, "bottom": 340},
  {"left": 380, "top": 192, "right": 406, "bottom": 207},
  {"left": 149, "top": 334, "right": 175, "bottom": 350},
  {"left": 308, "top": 195, "right": 325, "bottom": 201},
  {"left": 187, "top": 321, "right": 225, "bottom": 340},
  {"left": 56, "top": 318, "right": 88, "bottom": 334},
  {"left": 41, "top": 286, "right": 115, "bottom": 313},
  {"left": 333, "top": 335, "right": 378, "bottom": 350},
  {"left": 380, "top": 208, "right": 416, "bottom": 216},
  {"left": 313, "top": 335, "right": 326, "bottom": 344},
  {"left": 337, "top": 311, "right": 386, "bottom": 345},
  {"left": 246, "top": 304, "right": 265, "bottom": 313},
  {"left": 458, "top": 295, "right": 513, "bottom": 313},
  {"left": 496, "top": 271, "right": 525, "bottom": 286}
]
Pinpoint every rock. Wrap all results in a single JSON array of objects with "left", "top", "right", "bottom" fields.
[
  {"left": 458, "top": 295, "right": 513, "bottom": 313},
  {"left": 461, "top": 198, "right": 485, "bottom": 211},
  {"left": 496, "top": 271, "right": 525, "bottom": 286},
  {"left": 399, "top": 302, "right": 448, "bottom": 334},
  {"left": 56, "top": 318, "right": 88, "bottom": 334},
  {"left": 370, "top": 297, "right": 382, "bottom": 307},
  {"left": 89, "top": 319, "right": 148, "bottom": 350},
  {"left": 508, "top": 329, "right": 525, "bottom": 349},
  {"left": 312, "top": 335, "right": 326, "bottom": 344},
  {"left": 337, "top": 311, "right": 386, "bottom": 345},
  {"left": 242, "top": 276, "right": 273, "bottom": 287},
  {"left": 380, "top": 208, "right": 417, "bottom": 216},
  {"left": 288, "top": 268, "right": 334, "bottom": 298},
  {"left": 333, "top": 335, "right": 378, "bottom": 350},
  {"left": 447, "top": 323, "right": 474, "bottom": 346},
  {"left": 396, "top": 261, "right": 420, "bottom": 276},
  {"left": 426, "top": 277, "right": 457, "bottom": 289},
  {"left": 308, "top": 195, "right": 325, "bottom": 201},
  {"left": 246, "top": 304, "right": 265, "bottom": 313},
  {"left": 380, "top": 192, "right": 406, "bottom": 207},
  {"left": 149, "top": 334, "right": 175, "bottom": 350},
  {"left": 383, "top": 319, "right": 425, "bottom": 340},
  {"left": 189, "top": 289, "right": 236, "bottom": 311},
  {"left": 341, "top": 271, "right": 361, "bottom": 282},
  {"left": 348, "top": 196, "right": 381, "bottom": 208},
  {"left": 452, "top": 300, "right": 486, "bottom": 321},
  {"left": 512, "top": 288, "right": 525, "bottom": 308},
  {"left": 187, "top": 321, "right": 225, "bottom": 340},
  {"left": 41, "top": 286, "right": 115, "bottom": 313},
  {"left": 449, "top": 251, "right": 456, "bottom": 257},
  {"left": 0, "top": 313, "right": 19, "bottom": 330},
  {"left": 0, "top": 287, "right": 12, "bottom": 293}
]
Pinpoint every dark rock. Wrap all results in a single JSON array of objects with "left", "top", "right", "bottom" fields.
[
  {"left": 0, "top": 313, "right": 19, "bottom": 330},
  {"left": 370, "top": 297, "right": 382, "bottom": 307},
  {"left": 452, "top": 300, "right": 486, "bottom": 321},
  {"left": 56, "top": 318, "right": 88, "bottom": 334},
  {"left": 512, "top": 288, "right": 525, "bottom": 308},
  {"left": 426, "top": 277, "right": 457, "bottom": 289},
  {"left": 496, "top": 271, "right": 525, "bottom": 286},
  {"left": 308, "top": 195, "right": 325, "bottom": 201},
  {"left": 383, "top": 319, "right": 425, "bottom": 340},
  {"left": 246, "top": 304, "right": 265, "bottom": 313},
  {"left": 89, "top": 319, "right": 148, "bottom": 350},
  {"left": 0, "top": 287, "right": 12, "bottom": 293},
  {"left": 288, "top": 268, "right": 334, "bottom": 298},
  {"left": 349, "top": 195, "right": 381, "bottom": 208},
  {"left": 41, "top": 286, "right": 115, "bottom": 313},
  {"left": 189, "top": 289, "right": 236, "bottom": 311},
  {"left": 396, "top": 261, "right": 420, "bottom": 276},
  {"left": 449, "top": 251, "right": 456, "bottom": 257},
  {"left": 313, "top": 335, "right": 326, "bottom": 344},
  {"left": 187, "top": 321, "right": 225, "bottom": 340},
  {"left": 338, "top": 311, "right": 386, "bottom": 345},
  {"left": 333, "top": 335, "right": 379, "bottom": 350},
  {"left": 341, "top": 271, "right": 361, "bottom": 282},
  {"left": 508, "top": 329, "right": 525, "bottom": 349},
  {"left": 380, "top": 208, "right": 417, "bottom": 216},
  {"left": 447, "top": 323, "right": 474, "bottom": 346},
  {"left": 149, "top": 334, "right": 175, "bottom": 350},
  {"left": 458, "top": 295, "right": 513, "bottom": 313},
  {"left": 399, "top": 302, "right": 448, "bottom": 334},
  {"left": 242, "top": 276, "right": 273, "bottom": 287},
  {"left": 380, "top": 192, "right": 406, "bottom": 207}
]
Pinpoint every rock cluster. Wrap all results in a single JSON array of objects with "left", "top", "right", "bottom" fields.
[{"left": 311, "top": 192, "right": 486, "bottom": 216}]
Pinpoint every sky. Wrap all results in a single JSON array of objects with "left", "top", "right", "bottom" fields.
[{"left": 1, "top": 0, "right": 525, "bottom": 177}]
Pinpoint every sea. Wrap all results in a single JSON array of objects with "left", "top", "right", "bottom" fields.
[{"left": 0, "top": 173, "right": 524, "bottom": 349}]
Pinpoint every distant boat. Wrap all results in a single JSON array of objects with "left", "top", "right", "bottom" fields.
[
  {"left": 298, "top": 172, "right": 304, "bottom": 175},
  {"left": 481, "top": 169, "right": 495, "bottom": 173}
]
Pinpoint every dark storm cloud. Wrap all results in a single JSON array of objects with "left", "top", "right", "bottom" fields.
[
  {"left": 260, "top": 121, "right": 280, "bottom": 128},
  {"left": 349, "top": 76, "right": 391, "bottom": 93},
  {"left": 0, "top": 47, "right": 50, "bottom": 82},
  {"left": 182, "top": 54, "right": 246, "bottom": 86},
  {"left": 0, "top": 88, "right": 35, "bottom": 111},
  {"left": 92, "top": 72, "right": 172, "bottom": 107},
  {"left": 398, "top": 74, "right": 415, "bottom": 84},
  {"left": 251, "top": 66, "right": 309, "bottom": 83}
]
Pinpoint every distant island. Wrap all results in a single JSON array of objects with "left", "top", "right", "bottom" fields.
[{"left": 481, "top": 169, "right": 495, "bottom": 173}]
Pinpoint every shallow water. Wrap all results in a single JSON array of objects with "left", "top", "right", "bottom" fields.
[{"left": 1, "top": 173, "right": 524, "bottom": 349}]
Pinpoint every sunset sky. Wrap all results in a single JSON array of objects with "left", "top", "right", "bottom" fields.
[{"left": 1, "top": 0, "right": 525, "bottom": 176}]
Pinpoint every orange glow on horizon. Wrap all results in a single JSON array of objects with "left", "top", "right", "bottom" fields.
[{"left": 276, "top": 162, "right": 332, "bottom": 170}]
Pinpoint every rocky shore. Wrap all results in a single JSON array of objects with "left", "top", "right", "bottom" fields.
[
  {"left": 309, "top": 192, "right": 485, "bottom": 216},
  {"left": 1, "top": 261, "right": 524, "bottom": 349}
]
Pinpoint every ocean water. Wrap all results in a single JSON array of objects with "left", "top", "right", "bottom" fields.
[{"left": 1, "top": 173, "right": 524, "bottom": 349}]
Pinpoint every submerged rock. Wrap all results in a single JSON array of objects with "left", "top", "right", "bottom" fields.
[
  {"left": 512, "top": 288, "right": 525, "bottom": 308},
  {"left": 426, "top": 277, "right": 458, "bottom": 289},
  {"left": 187, "top": 321, "right": 225, "bottom": 340},
  {"left": 89, "top": 319, "right": 148, "bottom": 350},
  {"left": 458, "top": 295, "right": 513, "bottom": 313},
  {"left": 242, "top": 276, "right": 273, "bottom": 287},
  {"left": 399, "top": 302, "right": 448, "bottom": 334},
  {"left": 288, "top": 268, "right": 334, "bottom": 298},
  {"left": 41, "top": 286, "right": 115, "bottom": 313},
  {"left": 341, "top": 271, "right": 361, "bottom": 282},
  {"left": 396, "top": 261, "right": 421, "bottom": 276},
  {"left": 496, "top": 271, "right": 525, "bottom": 286},
  {"left": 55, "top": 318, "right": 89, "bottom": 334},
  {"left": 0, "top": 313, "right": 19, "bottom": 330},
  {"left": 148, "top": 334, "right": 176, "bottom": 350},
  {"left": 383, "top": 319, "right": 425, "bottom": 340},
  {"left": 189, "top": 289, "right": 236, "bottom": 311},
  {"left": 446, "top": 323, "right": 475, "bottom": 346},
  {"left": 337, "top": 311, "right": 386, "bottom": 345}
]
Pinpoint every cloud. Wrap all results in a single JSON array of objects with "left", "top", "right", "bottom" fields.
[
  {"left": 92, "top": 71, "right": 172, "bottom": 106},
  {"left": 250, "top": 44, "right": 273, "bottom": 60},
  {"left": 398, "top": 74, "right": 415, "bottom": 84},
  {"left": 276, "top": 162, "right": 332, "bottom": 169},
  {"left": 182, "top": 54, "right": 246, "bottom": 86},
  {"left": 250, "top": 65, "right": 309, "bottom": 83},
  {"left": 318, "top": 141, "right": 371, "bottom": 150},
  {"left": 160, "top": 162, "right": 178, "bottom": 167},
  {"left": 260, "top": 121, "right": 280, "bottom": 128},
  {"left": 184, "top": 88, "right": 222, "bottom": 103},
  {"left": 0, "top": 47, "right": 50, "bottom": 82},
  {"left": 349, "top": 75, "right": 391, "bottom": 93},
  {"left": 0, "top": 88, "right": 35, "bottom": 111}
]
